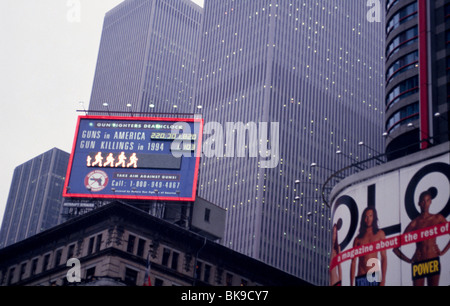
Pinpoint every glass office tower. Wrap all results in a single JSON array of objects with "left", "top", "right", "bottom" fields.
[
  {"left": 88, "top": 0, "right": 203, "bottom": 114},
  {"left": 0, "top": 148, "right": 70, "bottom": 248},
  {"left": 195, "top": 0, "right": 385, "bottom": 285}
]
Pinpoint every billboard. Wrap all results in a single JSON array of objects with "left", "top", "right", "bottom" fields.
[
  {"left": 63, "top": 116, "right": 203, "bottom": 202},
  {"left": 330, "top": 152, "right": 450, "bottom": 286}
]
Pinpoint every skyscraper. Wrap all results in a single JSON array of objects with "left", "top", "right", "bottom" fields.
[
  {"left": 195, "top": 0, "right": 385, "bottom": 285},
  {"left": 88, "top": 0, "right": 203, "bottom": 114},
  {"left": 0, "top": 148, "right": 70, "bottom": 248},
  {"left": 384, "top": 0, "right": 450, "bottom": 160}
]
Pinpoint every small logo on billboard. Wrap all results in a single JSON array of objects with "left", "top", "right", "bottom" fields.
[{"left": 85, "top": 170, "right": 109, "bottom": 192}]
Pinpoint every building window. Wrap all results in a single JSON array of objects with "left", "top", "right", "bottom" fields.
[
  {"left": 226, "top": 273, "right": 233, "bottom": 286},
  {"left": 204, "top": 264, "right": 211, "bottom": 283},
  {"left": 43, "top": 254, "right": 50, "bottom": 272},
  {"left": 195, "top": 261, "right": 203, "bottom": 280},
  {"left": 19, "top": 262, "right": 27, "bottom": 281},
  {"left": 127, "top": 234, "right": 136, "bottom": 253},
  {"left": 154, "top": 278, "right": 164, "bottom": 286},
  {"left": 386, "top": 102, "right": 419, "bottom": 133},
  {"left": 95, "top": 234, "right": 103, "bottom": 252},
  {"left": 67, "top": 244, "right": 75, "bottom": 260},
  {"left": 386, "top": 76, "right": 419, "bottom": 111},
  {"left": 7, "top": 267, "right": 15, "bottom": 285},
  {"left": 137, "top": 238, "right": 146, "bottom": 257},
  {"left": 386, "top": 51, "right": 418, "bottom": 84},
  {"left": 386, "top": 2, "right": 418, "bottom": 35},
  {"left": 386, "top": 26, "right": 418, "bottom": 60},
  {"left": 87, "top": 237, "right": 95, "bottom": 255},
  {"left": 86, "top": 267, "right": 96, "bottom": 281},
  {"left": 54, "top": 249, "right": 62, "bottom": 267},
  {"left": 446, "top": 57, "right": 450, "bottom": 78},
  {"left": 124, "top": 268, "right": 138, "bottom": 286},
  {"left": 204, "top": 208, "right": 211, "bottom": 222},
  {"left": 171, "top": 252, "right": 180, "bottom": 271},
  {"left": 215, "top": 267, "right": 224, "bottom": 285},
  {"left": 31, "top": 258, "right": 38, "bottom": 276},
  {"left": 162, "top": 248, "right": 171, "bottom": 266},
  {"left": 445, "top": 58, "right": 450, "bottom": 100},
  {"left": 386, "top": 0, "right": 399, "bottom": 12}
]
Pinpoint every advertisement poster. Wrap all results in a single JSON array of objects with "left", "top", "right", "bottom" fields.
[
  {"left": 63, "top": 116, "right": 203, "bottom": 202},
  {"left": 330, "top": 153, "right": 450, "bottom": 286}
]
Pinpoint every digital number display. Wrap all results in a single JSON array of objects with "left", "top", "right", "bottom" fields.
[{"left": 151, "top": 132, "right": 198, "bottom": 141}]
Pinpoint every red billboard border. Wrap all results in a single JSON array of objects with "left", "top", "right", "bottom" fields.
[{"left": 63, "top": 115, "right": 204, "bottom": 202}]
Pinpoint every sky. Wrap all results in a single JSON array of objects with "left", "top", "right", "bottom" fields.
[{"left": 0, "top": 0, "right": 204, "bottom": 227}]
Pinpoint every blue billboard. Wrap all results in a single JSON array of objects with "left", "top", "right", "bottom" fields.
[{"left": 63, "top": 116, "right": 203, "bottom": 202}]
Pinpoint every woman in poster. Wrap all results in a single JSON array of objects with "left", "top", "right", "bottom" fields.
[{"left": 330, "top": 222, "right": 342, "bottom": 286}]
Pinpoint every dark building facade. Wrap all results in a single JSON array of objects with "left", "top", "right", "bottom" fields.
[
  {"left": 0, "top": 201, "right": 310, "bottom": 287},
  {"left": 384, "top": 0, "right": 450, "bottom": 160},
  {"left": 88, "top": 0, "right": 203, "bottom": 114},
  {"left": 194, "top": 1, "right": 386, "bottom": 285},
  {"left": 0, "top": 148, "right": 70, "bottom": 248}
]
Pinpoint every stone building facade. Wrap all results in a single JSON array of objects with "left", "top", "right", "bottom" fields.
[{"left": 0, "top": 201, "right": 310, "bottom": 286}]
